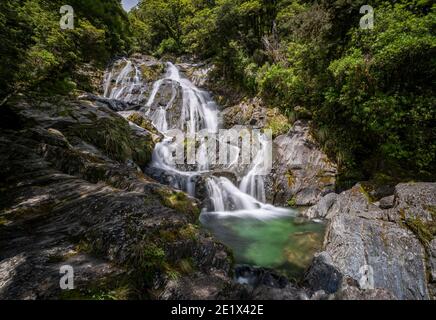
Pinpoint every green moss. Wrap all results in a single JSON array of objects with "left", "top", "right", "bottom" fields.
[
  {"left": 0, "top": 216, "right": 9, "bottom": 226},
  {"left": 140, "top": 63, "right": 164, "bottom": 82},
  {"left": 359, "top": 183, "right": 376, "bottom": 203},
  {"left": 265, "top": 109, "right": 291, "bottom": 138},
  {"left": 70, "top": 116, "right": 133, "bottom": 162},
  {"left": 404, "top": 217, "right": 435, "bottom": 245},
  {"left": 285, "top": 170, "right": 295, "bottom": 187},
  {"left": 287, "top": 196, "right": 297, "bottom": 207},
  {"left": 127, "top": 112, "right": 159, "bottom": 136},
  {"left": 59, "top": 274, "right": 133, "bottom": 300},
  {"left": 179, "top": 223, "right": 199, "bottom": 240},
  {"left": 75, "top": 240, "right": 93, "bottom": 254},
  {"left": 178, "top": 258, "right": 195, "bottom": 274},
  {"left": 69, "top": 114, "right": 154, "bottom": 167},
  {"left": 157, "top": 188, "right": 200, "bottom": 217}
]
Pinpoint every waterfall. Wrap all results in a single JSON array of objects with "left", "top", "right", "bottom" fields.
[
  {"left": 103, "top": 58, "right": 292, "bottom": 220},
  {"left": 239, "top": 133, "right": 272, "bottom": 203},
  {"left": 103, "top": 58, "right": 146, "bottom": 104}
]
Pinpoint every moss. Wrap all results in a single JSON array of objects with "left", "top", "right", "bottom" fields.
[
  {"left": 157, "top": 223, "right": 199, "bottom": 244},
  {"left": 70, "top": 116, "right": 133, "bottom": 162},
  {"left": 157, "top": 188, "right": 200, "bottom": 217},
  {"left": 0, "top": 216, "right": 9, "bottom": 226},
  {"left": 59, "top": 274, "right": 133, "bottom": 300},
  {"left": 285, "top": 170, "right": 295, "bottom": 187},
  {"left": 127, "top": 112, "right": 159, "bottom": 136},
  {"left": 265, "top": 109, "right": 291, "bottom": 138},
  {"left": 75, "top": 240, "right": 93, "bottom": 254},
  {"left": 359, "top": 183, "right": 376, "bottom": 203},
  {"left": 130, "top": 135, "right": 154, "bottom": 166},
  {"left": 178, "top": 223, "right": 199, "bottom": 240},
  {"left": 69, "top": 114, "right": 155, "bottom": 167},
  {"left": 178, "top": 258, "right": 195, "bottom": 274},
  {"left": 140, "top": 63, "right": 164, "bottom": 82},
  {"left": 404, "top": 217, "right": 435, "bottom": 245},
  {"left": 159, "top": 229, "right": 178, "bottom": 242},
  {"left": 287, "top": 196, "right": 297, "bottom": 207}
]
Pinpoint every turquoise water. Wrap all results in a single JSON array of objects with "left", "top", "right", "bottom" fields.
[{"left": 200, "top": 213, "right": 325, "bottom": 279}]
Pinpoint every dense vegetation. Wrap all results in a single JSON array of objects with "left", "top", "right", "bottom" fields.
[
  {"left": 130, "top": 0, "right": 435, "bottom": 186},
  {"left": 0, "top": 0, "right": 131, "bottom": 98}
]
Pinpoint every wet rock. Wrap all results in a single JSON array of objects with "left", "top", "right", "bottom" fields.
[
  {"left": 177, "top": 61, "right": 214, "bottom": 88},
  {"left": 266, "top": 120, "right": 337, "bottom": 206}
]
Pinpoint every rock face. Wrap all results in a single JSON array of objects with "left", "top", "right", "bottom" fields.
[
  {"left": 266, "top": 121, "right": 337, "bottom": 206},
  {"left": 304, "top": 193, "right": 338, "bottom": 219},
  {"left": 0, "top": 95, "right": 234, "bottom": 299},
  {"left": 305, "top": 183, "right": 436, "bottom": 300}
]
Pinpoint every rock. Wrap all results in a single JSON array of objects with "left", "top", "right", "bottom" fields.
[
  {"left": 221, "top": 98, "right": 290, "bottom": 138},
  {"left": 334, "top": 286, "right": 396, "bottom": 300},
  {"left": 307, "top": 183, "right": 433, "bottom": 300},
  {"left": 389, "top": 183, "right": 436, "bottom": 222},
  {"left": 379, "top": 195, "right": 395, "bottom": 209},
  {"left": 303, "top": 193, "right": 338, "bottom": 219},
  {"left": 265, "top": 120, "right": 337, "bottom": 206},
  {"left": 303, "top": 252, "right": 343, "bottom": 294},
  {"left": 0, "top": 96, "right": 235, "bottom": 300},
  {"left": 430, "top": 239, "right": 436, "bottom": 282},
  {"left": 325, "top": 184, "right": 386, "bottom": 220},
  {"left": 177, "top": 62, "right": 214, "bottom": 88}
]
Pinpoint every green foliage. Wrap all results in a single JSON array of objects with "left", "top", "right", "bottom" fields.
[
  {"left": 0, "top": 0, "right": 131, "bottom": 99},
  {"left": 323, "top": 3, "right": 436, "bottom": 179}
]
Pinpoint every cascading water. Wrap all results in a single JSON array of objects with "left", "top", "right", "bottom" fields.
[
  {"left": 102, "top": 57, "right": 325, "bottom": 278},
  {"left": 102, "top": 58, "right": 291, "bottom": 219},
  {"left": 104, "top": 58, "right": 145, "bottom": 103}
]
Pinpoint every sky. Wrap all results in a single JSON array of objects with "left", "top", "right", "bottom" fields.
[{"left": 122, "top": 0, "right": 139, "bottom": 12}]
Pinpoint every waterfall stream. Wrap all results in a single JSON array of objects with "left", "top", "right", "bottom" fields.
[{"left": 103, "top": 58, "right": 324, "bottom": 277}]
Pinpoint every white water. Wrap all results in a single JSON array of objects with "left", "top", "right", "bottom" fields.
[
  {"left": 104, "top": 58, "right": 146, "bottom": 103},
  {"left": 103, "top": 58, "right": 292, "bottom": 220}
]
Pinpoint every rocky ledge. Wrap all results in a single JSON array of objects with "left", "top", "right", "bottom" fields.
[{"left": 303, "top": 183, "right": 436, "bottom": 300}]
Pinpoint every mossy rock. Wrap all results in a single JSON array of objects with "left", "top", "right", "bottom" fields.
[
  {"left": 156, "top": 188, "right": 200, "bottom": 218},
  {"left": 140, "top": 63, "right": 164, "bottom": 82},
  {"left": 68, "top": 114, "right": 155, "bottom": 167},
  {"left": 265, "top": 109, "right": 291, "bottom": 138},
  {"left": 127, "top": 112, "right": 160, "bottom": 137}
]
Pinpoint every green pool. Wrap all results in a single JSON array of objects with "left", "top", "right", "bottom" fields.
[{"left": 200, "top": 212, "right": 325, "bottom": 280}]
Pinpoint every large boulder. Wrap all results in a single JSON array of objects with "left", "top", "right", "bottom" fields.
[
  {"left": 305, "top": 183, "right": 436, "bottom": 300},
  {"left": 265, "top": 120, "right": 337, "bottom": 206}
]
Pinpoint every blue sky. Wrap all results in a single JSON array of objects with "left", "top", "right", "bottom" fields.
[{"left": 122, "top": 0, "right": 139, "bottom": 12}]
